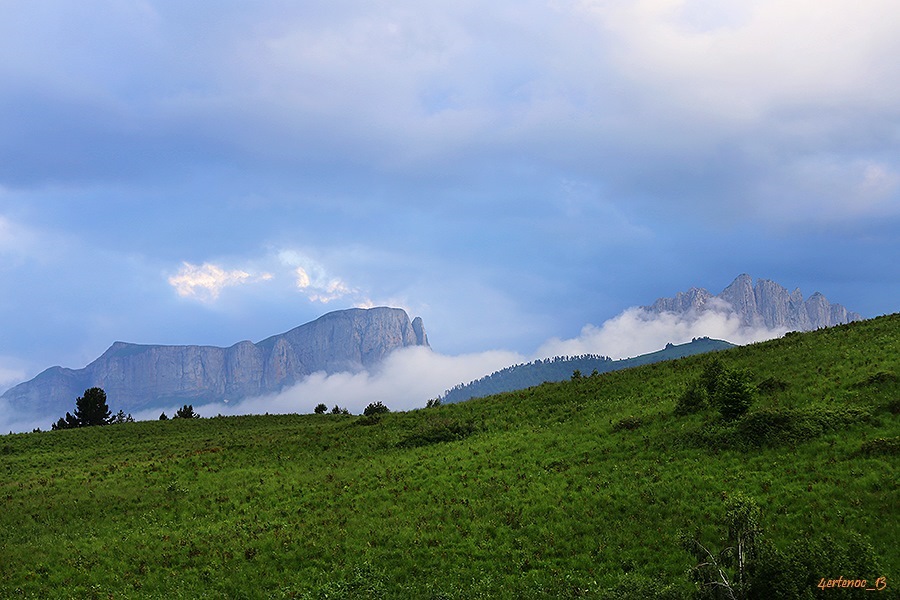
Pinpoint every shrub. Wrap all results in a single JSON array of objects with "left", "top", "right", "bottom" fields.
[
  {"left": 700, "top": 359, "right": 726, "bottom": 397},
  {"left": 675, "top": 380, "right": 708, "bottom": 416},
  {"left": 695, "top": 406, "right": 873, "bottom": 450},
  {"left": 714, "top": 370, "right": 754, "bottom": 421},
  {"left": 397, "top": 417, "right": 476, "bottom": 448},
  {"left": 856, "top": 436, "right": 900, "bottom": 457},
  {"left": 612, "top": 415, "right": 643, "bottom": 431},
  {"left": 682, "top": 494, "right": 885, "bottom": 600},
  {"left": 756, "top": 377, "right": 789, "bottom": 395}
]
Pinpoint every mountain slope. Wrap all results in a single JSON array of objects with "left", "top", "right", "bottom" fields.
[
  {"left": 2, "top": 307, "right": 429, "bottom": 416},
  {"left": 442, "top": 337, "right": 735, "bottom": 404},
  {"left": 644, "top": 273, "right": 861, "bottom": 330}
]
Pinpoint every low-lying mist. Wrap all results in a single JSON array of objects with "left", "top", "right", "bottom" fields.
[{"left": 2, "top": 306, "right": 788, "bottom": 432}]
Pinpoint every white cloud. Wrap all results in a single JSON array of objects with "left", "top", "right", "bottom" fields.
[
  {"left": 0, "top": 213, "right": 42, "bottom": 262},
  {"left": 168, "top": 262, "right": 267, "bottom": 302},
  {"left": 174, "top": 345, "right": 524, "bottom": 418},
  {"left": 580, "top": 0, "right": 900, "bottom": 119},
  {"left": 279, "top": 249, "right": 371, "bottom": 305},
  {"left": 536, "top": 305, "right": 784, "bottom": 360},
  {"left": 0, "top": 359, "right": 26, "bottom": 394}
]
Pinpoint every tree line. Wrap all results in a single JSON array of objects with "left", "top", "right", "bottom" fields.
[{"left": 51, "top": 387, "right": 200, "bottom": 430}]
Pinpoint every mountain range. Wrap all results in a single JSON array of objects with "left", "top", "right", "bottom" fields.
[
  {"left": 2, "top": 307, "right": 428, "bottom": 418},
  {"left": 1, "top": 274, "right": 863, "bottom": 423},
  {"left": 441, "top": 274, "right": 860, "bottom": 403},
  {"left": 643, "top": 273, "right": 861, "bottom": 330}
]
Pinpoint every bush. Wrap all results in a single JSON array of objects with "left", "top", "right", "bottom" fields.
[
  {"left": 397, "top": 417, "right": 476, "bottom": 448},
  {"left": 756, "top": 377, "right": 789, "bottom": 395},
  {"left": 675, "top": 381, "right": 708, "bottom": 416},
  {"left": 682, "top": 494, "right": 884, "bottom": 600},
  {"left": 694, "top": 406, "right": 873, "bottom": 450},
  {"left": 330, "top": 405, "right": 350, "bottom": 415},
  {"left": 700, "top": 359, "right": 726, "bottom": 397},
  {"left": 714, "top": 369, "right": 754, "bottom": 421},
  {"left": 612, "top": 415, "right": 643, "bottom": 431},
  {"left": 856, "top": 436, "right": 900, "bottom": 457}
]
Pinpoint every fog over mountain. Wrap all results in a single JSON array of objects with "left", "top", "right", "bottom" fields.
[
  {"left": 536, "top": 274, "right": 861, "bottom": 360},
  {"left": 0, "top": 275, "right": 865, "bottom": 433},
  {"left": 1, "top": 307, "right": 428, "bottom": 423}
]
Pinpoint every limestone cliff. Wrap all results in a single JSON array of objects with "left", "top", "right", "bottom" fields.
[
  {"left": 2, "top": 307, "right": 429, "bottom": 416},
  {"left": 643, "top": 274, "right": 862, "bottom": 330}
]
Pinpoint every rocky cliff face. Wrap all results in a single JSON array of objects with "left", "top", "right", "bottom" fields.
[
  {"left": 2, "top": 307, "right": 429, "bottom": 416},
  {"left": 644, "top": 274, "right": 862, "bottom": 330}
]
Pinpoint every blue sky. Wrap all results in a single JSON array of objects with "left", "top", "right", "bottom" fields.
[{"left": 1, "top": 0, "right": 899, "bottom": 401}]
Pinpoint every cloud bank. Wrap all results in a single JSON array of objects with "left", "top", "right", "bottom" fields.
[
  {"left": 138, "top": 346, "right": 524, "bottom": 421},
  {"left": 536, "top": 305, "right": 785, "bottom": 360},
  {"left": 139, "top": 303, "right": 786, "bottom": 422}
]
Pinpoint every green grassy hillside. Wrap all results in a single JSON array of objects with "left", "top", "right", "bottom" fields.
[
  {"left": 441, "top": 337, "right": 735, "bottom": 403},
  {"left": 1, "top": 315, "right": 897, "bottom": 599}
]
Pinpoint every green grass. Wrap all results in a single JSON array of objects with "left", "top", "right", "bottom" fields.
[{"left": 1, "top": 315, "right": 898, "bottom": 599}]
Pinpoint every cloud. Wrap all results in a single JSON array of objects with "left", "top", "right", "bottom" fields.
[
  {"left": 535, "top": 304, "right": 784, "bottom": 361},
  {"left": 0, "top": 213, "right": 44, "bottom": 264},
  {"left": 168, "top": 262, "right": 268, "bottom": 301},
  {"left": 0, "top": 358, "right": 27, "bottom": 395},
  {"left": 278, "top": 249, "right": 371, "bottom": 305},
  {"left": 160, "top": 345, "right": 525, "bottom": 419},
  {"left": 135, "top": 297, "right": 789, "bottom": 423}
]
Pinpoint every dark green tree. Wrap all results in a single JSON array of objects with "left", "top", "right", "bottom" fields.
[
  {"left": 330, "top": 405, "right": 350, "bottom": 415},
  {"left": 314, "top": 403, "right": 328, "bottom": 414},
  {"left": 74, "top": 387, "right": 112, "bottom": 427},
  {"left": 111, "top": 410, "right": 134, "bottom": 424},
  {"left": 174, "top": 404, "right": 200, "bottom": 419},
  {"left": 363, "top": 401, "right": 390, "bottom": 416},
  {"left": 51, "top": 412, "right": 80, "bottom": 430},
  {"left": 159, "top": 412, "right": 169, "bottom": 421}
]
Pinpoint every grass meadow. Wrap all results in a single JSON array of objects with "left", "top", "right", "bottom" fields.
[{"left": 1, "top": 314, "right": 897, "bottom": 598}]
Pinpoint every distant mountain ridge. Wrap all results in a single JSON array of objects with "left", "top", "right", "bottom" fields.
[
  {"left": 643, "top": 274, "right": 861, "bottom": 330},
  {"left": 441, "top": 337, "right": 735, "bottom": 404},
  {"left": 2, "top": 307, "right": 429, "bottom": 417}
]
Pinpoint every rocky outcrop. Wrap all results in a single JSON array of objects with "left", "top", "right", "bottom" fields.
[
  {"left": 643, "top": 274, "right": 862, "bottom": 330},
  {"left": 2, "top": 307, "right": 429, "bottom": 416}
]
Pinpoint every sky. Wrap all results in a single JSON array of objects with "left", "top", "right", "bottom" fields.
[{"left": 1, "top": 1, "right": 899, "bottom": 424}]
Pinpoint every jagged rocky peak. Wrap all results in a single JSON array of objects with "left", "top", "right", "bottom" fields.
[
  {"left": 1, "top": 306, "right": 429, "bottom": 418},
  {"left": 644, "top": 274, "right": 862, "bottom": 330}
]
